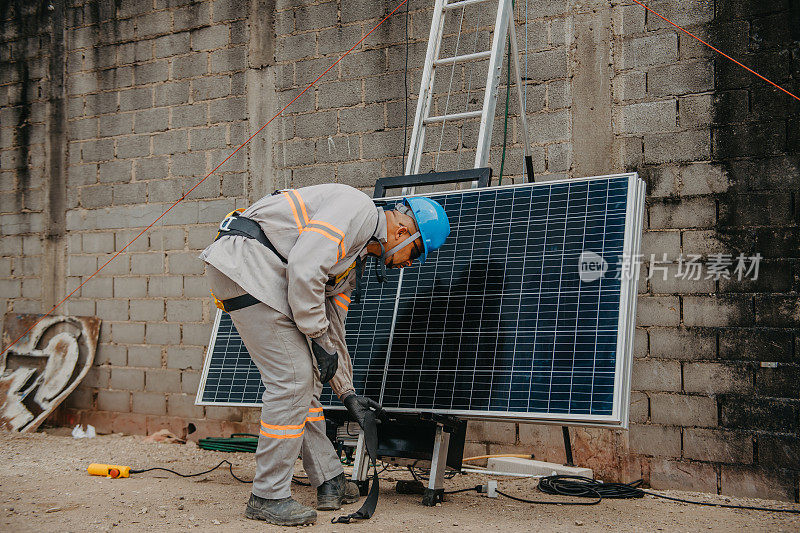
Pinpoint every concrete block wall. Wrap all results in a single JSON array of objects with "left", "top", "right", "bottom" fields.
[{"left": 1, "top": 0, "right": 798, "bottom": 501}]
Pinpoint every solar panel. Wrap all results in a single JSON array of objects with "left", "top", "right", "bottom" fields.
[{"left": 197, "top": 174, "right": 645, "bottom": 427}]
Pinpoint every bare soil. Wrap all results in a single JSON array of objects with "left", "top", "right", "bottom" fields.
[{"left": 1, "top": 431, "right": 798, "bottom": 532}]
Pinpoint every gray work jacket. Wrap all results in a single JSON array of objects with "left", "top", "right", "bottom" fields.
[{"left": 199, "top": 183, "right": 381, "bottom": 397}]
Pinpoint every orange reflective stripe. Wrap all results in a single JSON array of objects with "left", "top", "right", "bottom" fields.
[
  {"left": 334, "top": 298, "right": 348, "bottom": 312},
  {"left": 282, "top": 192, "right": 303, "bottom": 233},
  {"left": 308, "top": 406, "right": 324, "bottom": 413},
  {"left": 260, "top": 420, "right": 306, "bottom": 431},
  {"left": 338, "top": 293, "right": 351, "bottom": 303},
  {"left": 310, "top": 219, "right": 344, "bottom": 238},
  {"left": 304, "top": 226, "right": 341, "bottom": 247},
  {"left": 290, "top": 190, "right": 309, "bottom": 225},
  {"left": 306, "top": 415, "right": 324, "bottom": 422},
  {"left": 260, "top": 429, "right": 305, "bottom": 439}
]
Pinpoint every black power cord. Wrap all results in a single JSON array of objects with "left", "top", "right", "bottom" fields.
[
  {"left": 502, "top": 475, "right": 800, "bottom": 514},
  {"left": 131, "top": 460, "right": 251, "bottom": 484}
]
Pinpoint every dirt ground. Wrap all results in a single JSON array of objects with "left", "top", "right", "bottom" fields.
[{"left": 1, "top": 431, "right": 798, "bottom": 532}]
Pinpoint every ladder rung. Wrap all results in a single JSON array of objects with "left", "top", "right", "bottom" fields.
[
  {"left": 444, "top": 0, "right": 492, "bottom": 10},
  {"left": 424, "top": 110, "right": 482, "bottom": 124},
  {"left": 434, "top": 50, "right": 492, "bottom": 66}
]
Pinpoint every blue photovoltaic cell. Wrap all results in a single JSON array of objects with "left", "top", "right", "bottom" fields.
[{"left": 199, "top": 176, "right": 633, "bottom": 419}]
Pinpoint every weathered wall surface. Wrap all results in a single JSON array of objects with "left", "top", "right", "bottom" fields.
[{"left": 1, "top": 0, "right": 797, "bottom": 501}]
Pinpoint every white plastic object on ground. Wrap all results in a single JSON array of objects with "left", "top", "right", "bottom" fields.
[{"left": 71, "top": 424, "right": 96, "bottom": 439}]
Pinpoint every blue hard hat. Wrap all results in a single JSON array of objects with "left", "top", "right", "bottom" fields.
[{"left": 403, "top": 196, "right": 450, "bottom": 265}]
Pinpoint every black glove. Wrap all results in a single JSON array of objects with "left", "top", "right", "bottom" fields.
[
  {"left": 310, "top": 339, "right": 338, "bottom": 383},
  {"left": 342, "top": 393, "right": 384, "bottom": 428}
]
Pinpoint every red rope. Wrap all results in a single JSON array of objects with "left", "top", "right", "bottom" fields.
[
  {"left": 0, "top": 0, "right": 410, "bottom": 358},
  {"left": 631, "top": 0, "right": 800, "bottom": 102}
]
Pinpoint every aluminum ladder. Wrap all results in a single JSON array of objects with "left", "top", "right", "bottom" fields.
[{"left": 404, "top": 0, "right": 533, "bottom": 178}]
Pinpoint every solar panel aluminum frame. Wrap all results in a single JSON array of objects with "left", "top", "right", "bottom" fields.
[
  {"left": 315, "top": 173, "right": 645, "bottom": 429},
  {"left": 196, "top": 173, "right": 645, "bottom": 430}
]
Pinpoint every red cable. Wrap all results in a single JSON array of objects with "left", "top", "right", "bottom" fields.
[
  {"left": 631, "top": 0, "right": 800, "bottom": 102},
  {"left": 0, "top": 0, "right": 409, "bottom": 358}
]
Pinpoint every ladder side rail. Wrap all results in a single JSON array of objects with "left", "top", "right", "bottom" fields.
[
  {"left": 405, "top": 0, "right": 448, "bottom": 176},
  {"left": 474, "top": 0, "right": 512, "bottom": 168}
]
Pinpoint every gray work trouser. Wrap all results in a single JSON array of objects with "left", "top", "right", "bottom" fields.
[{"left": 207, "top": 265, "right": 343, "bottom": 499}]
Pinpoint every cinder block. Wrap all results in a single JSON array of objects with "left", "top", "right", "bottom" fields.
[
  {"left": 128, "top": 345, "right": 162, "bottom": 368},
  {"left": 644, "top": 131, "right": 711, "bottom": 164},
  {"left": 171, "top": 104, "right": 207, "bottom": 129},
  {"left": 209, "top": 47, "right": 247, "bottom": 74},
  {"left": 96, "top": 343, "right": 127, "bottom": 367},
  {"left": 318, "top": 80, "right": 362, "bottom": 110},
  {"left": 147, "top": 275, "right": 184, "bottom": 297},
  {"left": 99, "top": 113, "right": 133, "bottom": 137},
  {"left": 146, "top": 323, "right": 181, "bottom": 345},
  {"left": 339, "top": 105, "right": 384, "bottom": 134},
  {"left": 648, "top": 60, "right": 714, "bottom": 97},
  {"left": 631, "top": 359, "right": 681, "bottom": 392},
  {"left": 181, "top": 371, "right": 201, "bottom": 394},
  {"left": 97, "top": 390, "right": 131, "bottom": 412},
  {"left": 684, "top": 428, "right": 753, "bottom": 463},
  {"left": 683, "top": 362, "right": 752, "bottom": 395},
  {"left": 172, "top": 52, "right": 209, "bottom": 79},
  {"left": 754, "top": 295, "right": 800, "bottom": 327},
  {"left": 130, "top": 253, "right": 164, "bottom": 275},
  {"left": 486, "top": 457, "right": 593, "bottom": 478},
  {"left": 205, "top": 405, "right": 243, "bottom": 421},
  {"left": 645, "top": 0, "right": 714, "bottom": 31},
  {"left": 174, "top": 3, "right": 211, "bottom": 32},
  {"left": 629, "top": 391, "right": 649, "bottom": 424},
  {"left": 99, "top": 160, "right": 133, "bottom": 183},
  {"left": 466, "top": 420, "right": 516, "bottom": 445},
  {"left": 650, "top": 393, "right": 717, "bottom": 427},
  {"left": 621, "top": 33, "right": 678, "bottom": 69},
  {"left": 720, "top": 466, "right": 796, "bottom": 502},
  {"left": 152, "top": 130, "right": 188, "bottom": 155},
  {"left": 182, "top": 323, "right": 212, "bottom": 346},
  {"left": 112, "top": 322, "right": 145, "bottom": 344},
  {"left": 614, "top": 100, "right": 676, "bottom": 134},
  {"left": 648, "top": 197, "right": 716, "bottom": 229},
  {"left": 184, "top": 276, "right": 211, "bottom": 297},
  {"left": 628, "top": 424, "right": 681, "bottom": 457},
  {"left": 112, "top": 182, "right": 146, "bottom": 205},
  {"left": 276, "top": 33, "right": 316, "bottom": 62},
  {"left": 683, "top": 295, "right": 754, "bottom": 327},
  {"left": 119, "top": 87, "right": 153, "bottom": 111},
  {"left": 167, "top": 346, "right": 204, "bottom": 370},
  {"left": 81, "top": 277, "right": 113, "bottom": 298},
  {"left": 133, "top": 108, "right": 169, "bottom": 133},
  {"left": 154, "top": 32, "right": 191, "bottom": 59},
  {"left": 145, "top": 369, "right": 181, "bottom": 392},
  {"left": 636, "top": 296, "right": 679, "bottom": 326},
  {"left": 114, "top": 277, "right": 147, "bottom": 298},
  {"left": 527, "top": 110, "right": 570, "bottom": 144},
  {"left": 134, "top": 157, "right": 169, "bottom": 181},
  {"left": 96, "top": 299, "right": 129, "bottom": 322},
  {"left": 110, "top": 367, "right": 145, "bottom": 391},
  {"left": 167, "top": 252, "right": 205, "bottom": 274},
  {"left": 154, "top": 81, "right": 190, "bottom": 107},
  {"left": 133, "top": 392, "right": 167, "bottom": 415},
  {"left": 649, "top": 327, "right": 716, "bottom": 360},
  {"left": 171, "top": 152, "right": 207, "bottom": 177},
  {"left": 130, "top": 299, "right": 165, "bottom": 321},
  {"left": 168, "top": 393, "right": 205, "bottom": 418},
  {"left": 166, "top": 299, "right": 203, "bottom": 322},
  {"left": 191, "top": 25, "right": 230, "bottom": 52},
  {"left": 116, "top": 135, "right": 151, "bottom": 159},
  {"left": 209, "top": 97, "right": 247, "bottom": 122},
  {"left": 189, "top": 125, "right": 227, "bottom": 150},
  {"left": 65, "top": 387, "right": 93, "bottom": 410},
  {"left": 649, "top": 458, "right": 717, "bottom": 493},
  {"left": 81, "top": 139, "right": 115, "bottom": 162},
  {"left": 135, "top": 11, "right": 172, "bottom": 39}
]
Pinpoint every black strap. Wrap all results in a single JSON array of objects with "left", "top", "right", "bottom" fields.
[
  {"left": 216, "top": 214, "right": 287, "bottom": 264},
  {"left": 332, "top": 412, "right": 379, "bottom": 523},
  {"left": 220, "top": 293, "right": 261, "bottom": 313}
]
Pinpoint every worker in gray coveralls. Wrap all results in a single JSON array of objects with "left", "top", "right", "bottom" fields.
[{"left": 200, "top": 183, "right": 450, "bottom": 526}]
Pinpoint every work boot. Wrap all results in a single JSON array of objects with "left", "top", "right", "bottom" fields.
[
  {"left": 316, "top": 472, "right": 361, "bottom": 510},
  {"left": 245, "top": 493, "right": 317, "bottom": 526}
]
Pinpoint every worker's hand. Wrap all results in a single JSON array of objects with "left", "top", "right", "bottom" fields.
[
  {"left": 310, "top": 339, "right": 338, "bottom": 383},
  {"left": 342, "top": 393, "right": 385, "bottom": 428}
]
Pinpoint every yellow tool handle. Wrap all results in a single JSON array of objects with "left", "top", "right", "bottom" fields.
[{"left": 88, "top": 463, "right": 131, "bottom": 478}]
